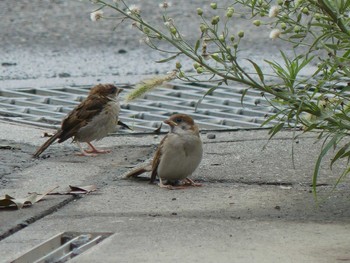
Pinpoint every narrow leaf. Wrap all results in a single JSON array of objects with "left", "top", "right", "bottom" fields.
[
  {"left": 194, "top": 40, "right": 200, "bottom": 53},
  {"left": 313, "top": 135, "right": 340, "bottom": 197},
  {"left": 330, "top": 142, "right": 350, "bottom": 168},
  {"left": 155, "top": 53, "right": 180, "bottom": 63},
  {"left": 268, "top": 122, "right": 284, "bottom": 139},
  {"left": 247, "top": 59, "right": 264, "bottom": 82}
]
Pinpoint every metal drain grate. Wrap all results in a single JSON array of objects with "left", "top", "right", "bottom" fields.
[
  {"left": 12, "top": 232, "right": 112, "bottom": 263},
  {"left": 0, "top": 82, "right": 280, "bottom": 133}
]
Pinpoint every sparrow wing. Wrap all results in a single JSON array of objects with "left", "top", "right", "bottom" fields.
[
  {"left": 150, "top": 135, "right": 167, "bottom": 183},
  {"left": 58, "top": 94, "right": 109, "bottom": 142}
]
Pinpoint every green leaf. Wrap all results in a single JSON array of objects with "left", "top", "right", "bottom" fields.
[
  {"left": 195, "top": 85, "right": 219, "bottom": 111},
  {"left": 330, "top": 141, "right": 350, "bottom": 168},
  {"left": 247, "top": 59, "right": 264, "bottom": 83},
  {"left": 194, "top": 40, "right": 200, "bottom": 53},
  {"left": 240, "top": 88, "right": 248, "bottom": 106},
  {"left": 156, "top": 53, "right": 181, "bottom": 63},
  {"left": 268, "top": 122, "right": 284, "bottom": 139},
  {"left": 289, "top": 34, "right": 307, "bottom": 39},
  {"left": 313, "top": 134, "right": 340, "bottom": 197}
]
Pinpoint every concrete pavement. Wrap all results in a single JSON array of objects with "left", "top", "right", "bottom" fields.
[
  {"left": 1, "top": 1, "right": 350, "bottom": 262},
  {"left": 1, "top": 120, "right": 350, "bottom": 262}
]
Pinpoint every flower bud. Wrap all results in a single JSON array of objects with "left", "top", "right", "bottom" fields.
[
  {"left": 193, "top": 63, "right": 200, "bottom": 69},
  {"left": 253, "top": 20, "right": 261, "bottom": 26},
  {"left": 280, "top": 23, "right": 287, "bottom": 30},
  {"left": 200, "top": 24, "right": 208, "bottom": 32},
  {"left": 196, "top": 67, "right": 204, "bottom": 74},
  {"left": 143, "top": 27, "right": 150, "bottom": 34},
  {"left": 294, "top": 25, "right": 301, "bottom": 33},
  {"left": 302, "top": 7, "right": 309, "bottom": 15},
  {"left": 176, "top": 62, "right": 182, "bottom": 69},
  {"left": 230, "top": 35, "right": 235, "bottom": 42},
  {"left": 197, "top": 8, "right": 203, "bottom": 16},
  {"left": 238, "top": 31, "right": 244, "bottom": 38},
  {"left": 210, "top": 3, "right": 217, "bottom": 9},
  {"left": 211, "top": 53, "right": 220, "bottom": 60},
  {"left": 219, "top": 34, "right": 225, "bottom": 42},
  {"left": 170, "top": 26, "right": 177, "bottom": 34},
  {"left": 226, "top": 7, "right": 234, "bottom": 18},
  {"left": 211, "top": 16, "right": 220, "bottom": 25}
]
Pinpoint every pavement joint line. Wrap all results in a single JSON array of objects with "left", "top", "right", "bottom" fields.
[{"left": 0, "top": 195, "right": 79, "bottom": 242}]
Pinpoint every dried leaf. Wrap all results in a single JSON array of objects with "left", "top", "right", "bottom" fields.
[
  {"left": 0, "top": 186, "right": 58, "bottom": 209},
  {"left": 69, "top": 185, "right": 97, "bottom": 194}
]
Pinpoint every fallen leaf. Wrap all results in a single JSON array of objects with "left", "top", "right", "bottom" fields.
[
  {"left": 0, "top": 186, "right": 58, "bottom": 209},
  {"left": 69, "top": 185, "right": 97, "bottom": 194},
  {"left": 41, "top": 185, "right": 98, "bottom": 195}
]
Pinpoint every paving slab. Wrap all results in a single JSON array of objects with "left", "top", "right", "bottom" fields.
[{"left": 1, "top": 121, "right": 350, "bottom": 262}]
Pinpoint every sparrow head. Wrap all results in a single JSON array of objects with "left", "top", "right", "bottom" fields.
[
  {"left": 89, "top": 84, "right": 123, "bottom": 99},
  {"left": 164, "top": 114, "right": 199, "bottom": 134}
]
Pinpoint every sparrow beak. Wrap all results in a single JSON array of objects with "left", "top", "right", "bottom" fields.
[{"left": 164, "top": 119, "right": 178, "bottom": 127}]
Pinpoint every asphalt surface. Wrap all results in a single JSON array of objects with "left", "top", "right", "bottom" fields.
[{"left": 1, "top": 1, "right": 350, "bottom": 262}]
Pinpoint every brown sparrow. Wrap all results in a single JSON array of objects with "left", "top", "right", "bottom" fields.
[
  {"left": 125, "top": 114, "right": 203, "bottom": 189},
  {"left": 33, "top": 84, "right": 123, "bottom": 158}
]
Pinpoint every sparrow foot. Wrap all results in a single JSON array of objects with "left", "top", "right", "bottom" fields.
[
  {"left": 158, "top": 178, "right": 187, "bottom": 190},
  {"left": 183, "top": 178, "right": 202, "bottom": 187},
  {"left": 86, "top": 142, "right": 111, "bottom": 154},
  {"left": 85, "top": 148, "right": 111, "bottom": 154},
  {"left": 75, "top": 151, "right": 98, "bottom": 157}
]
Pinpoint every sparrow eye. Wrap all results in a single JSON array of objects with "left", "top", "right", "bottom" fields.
[{"left": 175, "top": 118, "right": 182, "bottom": 123}]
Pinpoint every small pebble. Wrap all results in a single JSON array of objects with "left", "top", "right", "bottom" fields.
[{"left": 207, "top": 133, "right": 216, "bottom": 139}]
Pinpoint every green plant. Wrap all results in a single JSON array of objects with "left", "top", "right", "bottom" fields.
[{"left": 89, "top": 0, "right": 350, "bottom": 195}]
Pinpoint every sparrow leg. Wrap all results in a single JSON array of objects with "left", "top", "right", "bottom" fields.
[
  {"left": 75, "top": 142, "right": 98, "bottom": 157},
  {"left": 183, "top": 178, "right": 202, "bottom": 187},
  {"left": 85, "top": 142, "right": 111, "bottom": 154},
  {"left": 158, "top": 178, "right": 187, "bottom": 190}
]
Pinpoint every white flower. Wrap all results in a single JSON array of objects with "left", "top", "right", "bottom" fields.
[
  {"left": 159, "top": 2, "right": 171, "bottom": 9},
  {"left": 164, "top": 18, "right": 174, "bottom": 27},
  {"left": 269, "top": 28, "right": 281, "bottom": 39},
  {"left": 127, "top": 4, "right": 140, "bottom": 15},
  {"left": 90, "top": 10, "right": 103, "bottom": 21},
  {"left": 268, "top": 5, "right": 280, "bottom": 18},
  {"left": 139, "top": 37, "right": 150, "bottom": 45}
]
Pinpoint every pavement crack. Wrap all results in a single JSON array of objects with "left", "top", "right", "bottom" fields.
[{"left": 0, "top": 195, "right": 79, "bottom": 242}]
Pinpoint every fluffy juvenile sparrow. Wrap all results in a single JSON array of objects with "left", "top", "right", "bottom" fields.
[
  {"left": 125, "top": 114, "right": 203, "bottom": 189},
  {"left": 33, "top": 84, "right": 123, "bottom": 158}
]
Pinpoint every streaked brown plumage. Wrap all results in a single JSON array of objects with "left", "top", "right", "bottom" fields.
[
  {"left": 33, "top": 84, "right": 123, "bottom": 158},
  {"left": 125, "top": 114, "right": 203, "bottom": 189}
]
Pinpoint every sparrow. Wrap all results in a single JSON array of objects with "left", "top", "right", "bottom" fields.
[
  {"left": 125, "top": 114, "right": 203, "bottom": 189},
  {"left": 33, "top": 84, "right": 123, "bottom": 158}
]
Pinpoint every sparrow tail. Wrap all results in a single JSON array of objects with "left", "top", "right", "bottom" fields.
[
  {"left": 33, "top": 130, "right": 63, "bottom": 158},
  {"left": 123, "top": 161, "right": 152, "bottom": 178}
]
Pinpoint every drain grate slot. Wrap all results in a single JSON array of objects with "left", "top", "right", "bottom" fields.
[
  {"left": 0, "top": 82, "right": 289, "bottom": 133},
  {"left": 12, "top": 231, "right": 112, "bottom": 263}
]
